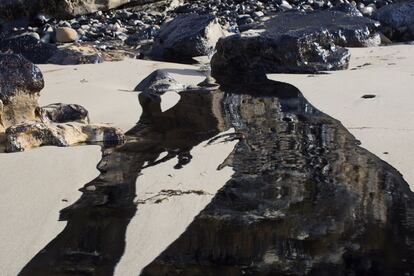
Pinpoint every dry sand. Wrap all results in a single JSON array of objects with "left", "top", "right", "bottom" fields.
[
  {"left": 0, "top": 45, "right": 412, "bottom": 275},
  {"left": 0, "top": 145, "right": 101, "bottom": 275},
  {"left": 270, "top": 44, "right": 414, "bottom": 188}
]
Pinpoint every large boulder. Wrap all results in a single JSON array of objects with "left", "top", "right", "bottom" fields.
[
  {"left": 149, "top": 14, "right": 226, "bottom": 62},
  {"left": 373, "top": 0, "right": 414, "bottom": 41},
  {"left": 0, "top": 35, "right": 58, "bottom": 64},
  {"left": 211, "top": 10, "right": 380, "bottom": 82},
  {"left": 0, "top": 53, "right": 43, "bottom": 131}
]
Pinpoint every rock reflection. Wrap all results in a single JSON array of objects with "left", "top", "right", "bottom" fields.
[
  {"left": 142, "top": 79, "right": 414, "bottom": 276},
  {"left": 19, "top": 90, "right": 228, "bottom": 275}
]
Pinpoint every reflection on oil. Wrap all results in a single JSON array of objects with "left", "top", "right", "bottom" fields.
[
  {"left": 142, "top": 80, "right": 414, "bottom": 275},
  {"left": 19, "top": 78, "right": 414, "bottom": 276}
]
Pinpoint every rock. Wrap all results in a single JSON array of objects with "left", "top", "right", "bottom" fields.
[
  {"left": 211, "top": 10, "right": 380, "bottom": 82},
  {"left": 330, "top": 3, "right": 363, "bottom": 16},
  {"left": 37, "top": 103, "right": 89, "bottom": 124},
  {"left": 5, "top": 122, "right": 124, "bottom": 152},
  {"left": 0, "top": 35, "right": 58, "bottom": 64},
  {"left": 47, "top": 45, "right": 105, "bottom": 65},
  {"left": 373, "top": 0, "right": 414, "bottom": 41},
  {"left": 55, "top": 27, "right": 78, "bottom": 43},
  {"left": 197, "top": 76, "right": 220, "bottom": 90},
  {"left": 149, "top": 14, "right": 226, "bottom": 62},
  {"left": 0, "top": 53, "right": 43, "bottom": 131},
  {"left": 134, "top": 69, "right": 187, "bottom": 94}
]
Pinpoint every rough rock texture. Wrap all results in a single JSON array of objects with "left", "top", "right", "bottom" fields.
[
  {"left": 134, "top": 69, "right": 186, "bottom": 94},
  {"left": 0, "top": 53, "right": 124, "bottom": 151},
  {"left": 0, "top": 35, "right": 58, "bottom": 64},
  {"left": 0, "top": 0, "right": 166, "bottom": 21},
  {"left": 211, "top": 10, "right": 380, "bottom": 82},
  {"left": 55, "top": 27, "right": 78, "bottom": 43},
  {"left": 150, "top": 14, "right": 225, "bottom": 61},
  {"left": 373, "top": 0, "right": 414, "bottom": 41},
  {"left": 37, "top": 103, "right": 89, "bottom": 123},
  {"left": 5, "top": 122, "right": 124, "bottom": 152},
  {"left": 0, "top": 53, "right": 43, "bottom": 131}
]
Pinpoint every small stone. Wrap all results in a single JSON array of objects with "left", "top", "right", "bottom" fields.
[{"left": 56, "top": 27, "right": 78, "bottom": 43}]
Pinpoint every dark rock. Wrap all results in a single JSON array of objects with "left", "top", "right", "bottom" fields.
[
  {"left": 373, "top": 0, "right": 414, "bottom": 41},
  {"left": 330, "top": 3, "right": 363, "bottom": 16},
  {"left": 37, "top": 103, "right": 90, "bottom": 123},
  {"left": 134, "top": 69, "right": 186, "bottom": 94},
  {"left": 149, "top": 14, "right": 225, "bottom": 62},
  {"left": 0, "top": 35, "right": 58, "bottom": 64},
  {"left": 211, "top": 10, "right": 380, "bottom": 82}
]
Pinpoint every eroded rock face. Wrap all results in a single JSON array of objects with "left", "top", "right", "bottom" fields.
[
  {"left": 134, "top": 69, "right": 187, "bottom": 94},
  {"left": 0, "top": 53, "right": 43, "bottom": 131},
  {"left": 0, "top": 53, "right": 124, "bottom": 151},
  {"left": 373, "top": 0, "right": 414, "bottom": 41},
  {"left": 5, "top": 122, "right": 124, "bottom": 152},
  {"left": 150, "top": 14, "right": 225, "bottom": 62},
  {"left": 211, "top": 10, "right": 380, "bottom": 82}
]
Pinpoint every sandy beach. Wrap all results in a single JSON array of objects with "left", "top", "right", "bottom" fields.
[{"left": 0, "top": 44, "right": 412, "bottom": 275}]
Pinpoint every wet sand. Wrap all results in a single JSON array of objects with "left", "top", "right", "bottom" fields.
[{"left": 271, "top": 44, "right": 414, "bottom": 187}]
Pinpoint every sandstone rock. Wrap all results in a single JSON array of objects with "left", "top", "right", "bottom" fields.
[
  {"left": 56, "top": 27, "right": 78, "bottom": 43},
  {"left": 47, "top": 44, "right": 105, "bottom": 65},
  {"left": 211, "top": 10, "right": 380, "bottom": 82},
  {"left": 5, "top": 122, "right": 124, "bottom": 152},
  {"left": 150, "top": 14, "right": 226, "bottom": 62},
  {"left": 37, "top": 103, "right": 89, "bottom": 124},
  {"left": 0, "top": 53, "right": 43, "bottom": 131},
  {"left": 373, "top": 0, "right": 414, "bottom": 41},
  {"left": 134, "top": 69, "right": 187, "bottom": 94}
]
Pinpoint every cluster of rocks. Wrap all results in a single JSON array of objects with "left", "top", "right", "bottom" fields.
[
  {"left": 0, "top": 0, "right": 412, "bottom": 66},
  {"left": 0, "top": 53, "right": 124, "bottom": 152}
]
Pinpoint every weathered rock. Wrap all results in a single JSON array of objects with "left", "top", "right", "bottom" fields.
[
  {"left": 373, "top": 0, "right": 414, "bottom": 41},
  {"left": 0, "top": 35, "right": 58, "bottom": 64},
  {"left": 150, "top": 14, "right": 226, "bottom": 62},
  {"left": 5, "top": 122, "right": 124, "bottom": 152},
  {"left": 134, "top": 69, "right": 187, "bottom": 94},
  {"left": 0, "top": 53, "right": 43, "bottom": 131},
  {"left": 55, "top": 27, "right": 78, "bottom": 43},
  {"left": 0, "top": 0, "right": 166, "bottom": 21},
  {"left": 47, "top": 45, "right": 105, "bottom": 65},
  {"left": 211, "top": 10, "right": 380, "bottom": 82},
  {"left": 37, "top": 103, "right": 89, "bottom": 124}
]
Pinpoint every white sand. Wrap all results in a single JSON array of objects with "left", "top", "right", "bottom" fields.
[
  {"left": 38, "top": 59, "right": 205, "bottom": 131},
  {"left": 270, "top": 44, "right": 414, "bottom": 188},
  {"left": 114, "top": 129, "right": 237, "bottom": 275},
  {"left": 0, "top": 145, "right": 101, "bottom": 275}
]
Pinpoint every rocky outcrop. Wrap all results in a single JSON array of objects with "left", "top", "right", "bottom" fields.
[
  {"left": 0, "top": 0, "right": 166, "bottom": 21},
  {"left": 5, "top": 122, "right": 124, "bottom": 152},
  {"left": 0, "top": 53, "right": 43, "bottom": 131},
  {"left": 150, "top": 14, "right": 226, "bottom": 62},
  {"left": 134, "top": 69, "right": 187, "bottom": 94},
  {"left": 0, "top": 53, "right": 124, "bottom": 152},
  {"left": 211, "top": 10, "right": 380, "bottom": 82},
  {"left": 373, "top": 0, "right": 414, "bottom": 41}
]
